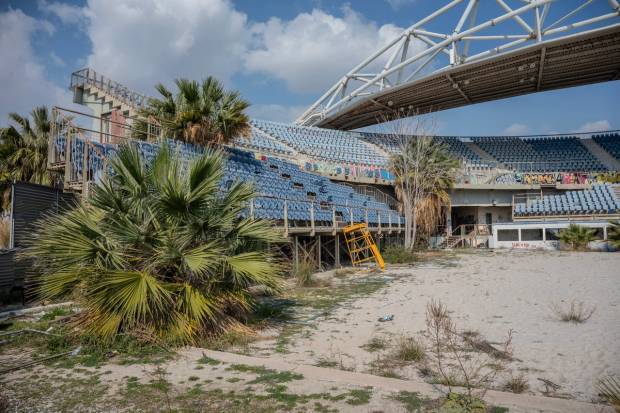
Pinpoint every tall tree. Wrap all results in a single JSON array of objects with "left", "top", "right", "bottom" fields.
[
  {"left": 24, "top": 144, "right": 284, "bottom": 343},
  {"left": 135, "top": 77, "right": 251, "bottom": 146},
  {"left": 0, "top": 106, "right": 55, "bottom": 185},
  {"left": 385, "top": 116, "right": 459, "bottom": 250}
]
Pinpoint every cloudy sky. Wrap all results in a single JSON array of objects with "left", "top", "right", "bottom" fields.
[{"left": 1, "top": 0, "right": 619, "bottom": 135}]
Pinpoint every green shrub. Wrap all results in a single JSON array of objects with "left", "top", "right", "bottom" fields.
[
  {"left": 382, "top": 245, "right": 416, "bottom": 264},
  {"left": 558, "top": 224, "right": 597, "bottom": 250},
  {"left": 23, "top": 144, "right": 284, "bottom": 344}
]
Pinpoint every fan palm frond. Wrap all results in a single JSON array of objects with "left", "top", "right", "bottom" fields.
[{"left": 23, "top": 144, "right": 283, "bottom": 343}]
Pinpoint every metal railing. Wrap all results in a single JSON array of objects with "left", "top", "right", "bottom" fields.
[
  {"left": 343, "top": 183, "right": 399, "bottom": 209},
  {"left": 71, "top": 68, "right": 148, "bottom": 110},
  {"left": 248, "top": 195, "right": 402, "bottom": 236}
]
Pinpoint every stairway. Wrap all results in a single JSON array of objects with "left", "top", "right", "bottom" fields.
[
  {"left": 71, "top": 68, "right": 147, "bottom": 117},
  {"left": 438, "top": 235, "right": 464, "bottom": 249},
  {"left": 580, "top": 138, "right": 620, "bottom": 170},
  {"left": 464, "top": 142, "right": 500, "bottom": 166}
]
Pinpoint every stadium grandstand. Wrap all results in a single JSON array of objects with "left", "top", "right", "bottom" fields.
[{"left": 26, "top": 1, "right": 620, "bottom": 264}]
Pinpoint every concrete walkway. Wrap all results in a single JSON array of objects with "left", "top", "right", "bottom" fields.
[{"left": 190, "top": 348, "right": 614, "bottom": 413}]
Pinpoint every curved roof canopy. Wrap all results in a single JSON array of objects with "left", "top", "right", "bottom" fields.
[{"left": 296, "top": 0, "right": 620, "bottom": 130}]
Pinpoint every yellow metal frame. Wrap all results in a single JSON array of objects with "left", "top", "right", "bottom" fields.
[{"left": 343, "top": 223, "right": 385, "bottom": 270}]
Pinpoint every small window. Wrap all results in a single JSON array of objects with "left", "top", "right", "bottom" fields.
[
  {"left": 281, "top": 173, "right": 291, "bottom": 179},
  {"left": 269, "top": 164, "right": 279, "bottom": 170},
  {"left": 521, "top": 228, "right": 543, "bottom": 241},
  {"left": 497, "top": 229, "right": 519, "bottom": 241},
  {"left": 293, "top": 182, "right": 304, "bottom": 189},
  {"left": 545, "top": 228, "right": 560, "bottom": 240}
]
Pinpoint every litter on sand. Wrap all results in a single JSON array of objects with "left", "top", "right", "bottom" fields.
[{"left": 377, "top": 314, "right": 394, "bottom": 322}]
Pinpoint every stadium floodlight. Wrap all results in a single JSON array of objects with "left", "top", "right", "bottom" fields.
[{"left": 296, "top": 0, "right": 620, "bottom": 129}]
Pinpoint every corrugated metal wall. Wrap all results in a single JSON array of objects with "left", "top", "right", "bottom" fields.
[
  {"left": 11, "top": 182, "right": 76, "bottom": 249},
  {"left": 0, "top": 249, "right": 17, "bottom": 293},
  {"left": 1, "top": 182, "right": 76, "bottom": 299}
]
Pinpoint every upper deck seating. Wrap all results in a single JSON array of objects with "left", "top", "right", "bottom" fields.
[
  {"left": 233, "top": 128, "right": 293, "bottom": 156},
  {"left": 513, "top": 184, "right": 620, "bottom": 217},
  {"left": 592, "top": 133, "right": 620, "bottom": 161},
  {"left": 59, "top": 134, "right": 402, "bottom": 226},
  {"left": 252, "top": 120, "right": 388, "bottom": 166},
  {"left": 473, "top": 136, "right": 607, "bottom": 172}
]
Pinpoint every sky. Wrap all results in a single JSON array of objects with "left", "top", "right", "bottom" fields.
[{"left": 1, "top": 0, "right": 619, "bottom": 136}]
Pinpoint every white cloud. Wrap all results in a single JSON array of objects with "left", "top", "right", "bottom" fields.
[
  {"left": 245, "top": 7, "right": 412, "bottom": 93},
  {"left": 0, "top": 9, "right": 72, "bottom": 123},
  {"left": 38, "top": 0, "right": 87, "bottom": 25},
  {"left": 574, "top": 120, "right": 611, "bottom": 133},
  {"left": 84, "top": 0, "right": 250, "bottom": 94},
  {"left": 247, "top": 104, "right": 306, "bottom": 123},
  {"left": 503, "top": 123, "right": 529, "bottom": 135}
]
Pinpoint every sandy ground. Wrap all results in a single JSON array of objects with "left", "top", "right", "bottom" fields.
[{"left": 252, "top": 250, "right": 620, "bottom": 404}]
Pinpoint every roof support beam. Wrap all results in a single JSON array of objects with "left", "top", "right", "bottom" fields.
[
  {"left": 446, "top": 74, "right": 471, "bottom": 103},
  {"left": 536, "top": 47, "right": 546, "bottom": 90}
]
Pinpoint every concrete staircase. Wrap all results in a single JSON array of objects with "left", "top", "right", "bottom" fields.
[
  {"left": 581, "top": 138, "right": 620, "bottom": 170},
  {"left": 464, "top": 142, "right": 500, "bottom": 166},
  {"left": 71, "top": 68, "right": 146, "bottom": 117},
  {"left": 438, "top": 235, "right": 465, "bottom": 249}
]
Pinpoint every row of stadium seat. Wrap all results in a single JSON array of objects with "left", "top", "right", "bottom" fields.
[
  {"left": 56, "top": 134, "right": 402, "bottom": 226},
  {"left": 357, "top": 133, "right": 488, "bottom": 167},
  {"left": 593, "top": 133, "right": 620, "bottom": 161},
  {"left": 513, "top": 184, "right": 620, "bottom": 216},
  {"left": 233, "top": 128, "right": 293, "bottom": 156},
  {"left": 252, "top": 119, "right": 389, "bottom": 166},
  {"left": 472, "top": 136, "right": 607, "bottom": 172},
  {"left": 249, "top": 119, "right": 619, "bottom": 173}
]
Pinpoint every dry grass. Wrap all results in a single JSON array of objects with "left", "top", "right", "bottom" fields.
[
  {"left": 503, "top": 375, "right": 529, "bottom": 394},
  {"left": 425, "top": 299, "right": 513, "bottom": 398},
  {"left": 294, "top": 260, "right": 315, "bottom": 286},
  {"left": 0, "top": 218, "right": 9, "bottom": 249},
  {"left": 394, "top": 336, "right": 425, "bottom": 362},
  {"left": 334, "top": 268, "right": 357, "bottom": 277},
  {"left": 551, "top": 300, "right": 596, "bottom": 323},
  {"left": 361, "top": 336, "right": 388, "bottom": 353}
]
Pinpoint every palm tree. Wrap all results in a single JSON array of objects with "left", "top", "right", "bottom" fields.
[
  {"left": 0, "top": 106, "right": 55, "bottom": 185},
  {"left": 608, "top": 220, "right": 620, "bottom": 250},
  {"left": 389, "top": 136, "right": 459, "bottom": 249},
  {"left": 23, "top": 144, "right": 284, "bottom": 343},
  {"left": 558, "top": 224, "right": 597, "bottom": 251},
  {"left": 135, "top": 77, "right": 251, "bottom": 146}
]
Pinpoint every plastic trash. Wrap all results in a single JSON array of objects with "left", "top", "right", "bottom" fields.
[{"left": 377, "top": 314, "right": 394, "bottom": 322}]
